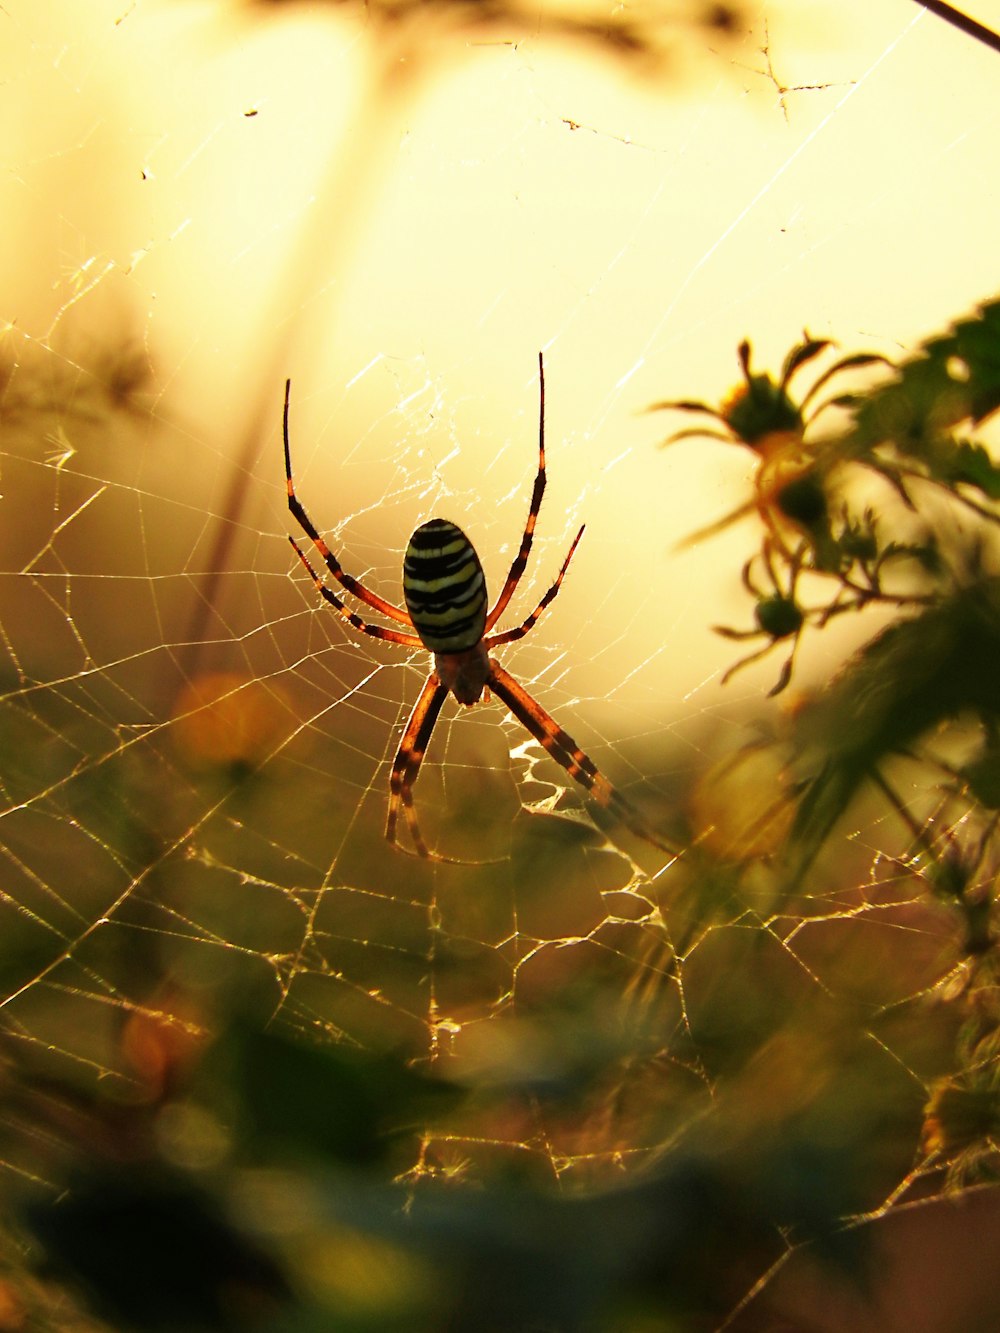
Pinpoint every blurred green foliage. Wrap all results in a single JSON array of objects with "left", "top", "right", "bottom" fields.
[
  {"left": 655, "top": 294, "right": 1000, "bottom": 1204},
  {"left": 6, "top": 297, "right": 1000, "bottom": 1331}
]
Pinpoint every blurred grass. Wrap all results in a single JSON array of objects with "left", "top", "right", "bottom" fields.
[{"left": 0, "top": 358, "right": 995, "bottom": 1326}]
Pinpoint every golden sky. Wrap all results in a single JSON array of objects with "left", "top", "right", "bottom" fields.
[{"left": 2, "top": 0, "right": 999, "bottom": 721}]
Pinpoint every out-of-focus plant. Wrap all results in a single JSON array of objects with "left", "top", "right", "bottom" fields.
[
  {"left": 237, "top": 0, "right": 746, "bottom": 71},
  {"left": 649, "top": 332, "right": 941, "bottom": 693},
  {"left": 654, "top": 297, "right": 1000, "bottom": 1184},
  {"left": 14, "top": 303, "right": 1000, "bottom": 1330}
]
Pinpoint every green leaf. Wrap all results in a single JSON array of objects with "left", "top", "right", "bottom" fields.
[
  {"left": 210, "top": 1025, "right": 463, "bottom": 1164},
  {"left": 849, "top": 297, "right": 1000, "bottom": 461},
  {"left": 945, "top": 439, "right": 1000, "bottom": 499},
  {"left": 789, "top": 578, "right": 1000, "bottom": 875}
]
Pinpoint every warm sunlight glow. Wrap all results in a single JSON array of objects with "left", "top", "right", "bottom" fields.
[{"left": 4, "top": 3, "right": 1000, "bottom": 1326}]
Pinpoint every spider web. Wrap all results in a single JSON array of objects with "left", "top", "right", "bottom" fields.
[{"left": 2, "top": 1, "right": 1000, "bottom": 1328}]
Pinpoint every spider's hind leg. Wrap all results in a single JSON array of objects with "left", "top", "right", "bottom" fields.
[
  {"left": 385, "top": 673, "right": 448, "bottom": 859},
  {"left": 488, "top": 662, "right": 681, "bottom": 860},
  {"left": 384, "top": 672, "right": 504, "bottom": 865}
]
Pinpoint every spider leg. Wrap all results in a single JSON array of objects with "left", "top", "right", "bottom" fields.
[
  {"left": 486, "top": 524, "right": 585, "bottom": 649},
  {"left": 386, "top": 672, "right": 449, "bottom": 858},
  {"left": 488, "top": 662, "right": 680, "bottom": 857},
  {"left": 484, "top": 352, "right": 547, "bottom": 632},
  {"left": 283, "top": 379, "right": 415, "bottom": 627},
  {"left": 289, "top": 535, "right": 423, "bottom": 647}
]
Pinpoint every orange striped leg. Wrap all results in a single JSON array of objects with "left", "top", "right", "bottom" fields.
[
  {"left": 283, "top": 379, "right": 414, "bottom": 627},
  {"left": 486, "top": 524, "right": 585, "bottom": 649},
  {"left": 484, "top": 352, "right": 547, "bottom": 632},
  {"left": 288, "top": 536, "right": 423, "bottom": 647},
  {"left": 488, "top": 662, "right": 678, "bottom": 857},
  {"left": 386, "top": 672, "right": 448, "bottom": 857}
]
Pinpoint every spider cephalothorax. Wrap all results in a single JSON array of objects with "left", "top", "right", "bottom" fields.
[{"left": 283, "top": 355, "right": 676, "bottom": 862}]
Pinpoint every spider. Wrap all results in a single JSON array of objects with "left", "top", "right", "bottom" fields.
[{"left": 283, "top": 354, "right": 677, "bottom": 862}]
